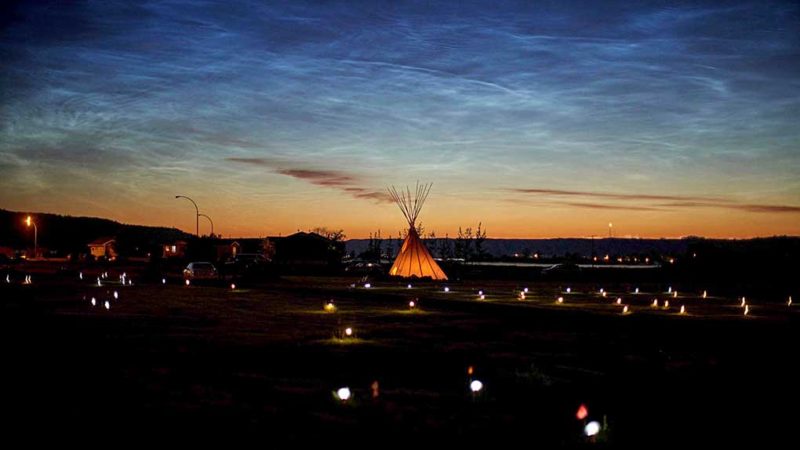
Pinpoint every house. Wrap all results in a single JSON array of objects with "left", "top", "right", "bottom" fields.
[
  {"left": 163, "top": 240, "right": 188, "bottom": 258},
  {"left": 88, "top": 237, "right": 117, "bottom": 260}
]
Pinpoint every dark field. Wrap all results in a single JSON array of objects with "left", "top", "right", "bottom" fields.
[{"left": 2, "top": 267, "right": 798, "bottom": 446}]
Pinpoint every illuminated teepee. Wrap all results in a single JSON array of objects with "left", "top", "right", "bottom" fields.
[{"left": 388, "top": 183, "right": 448, "bottom": 280}]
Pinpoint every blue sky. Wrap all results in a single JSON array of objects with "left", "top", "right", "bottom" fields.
[{"left": 1, "top": 0, "right": 799, "bottom": 237}]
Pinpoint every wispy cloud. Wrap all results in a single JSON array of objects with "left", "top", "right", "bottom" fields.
[
  {"left": 226, "top": 157, "right": 390, "bottom": 203},
  {"left": 513, "top": 187, "right": 800, "bottom": 214}
]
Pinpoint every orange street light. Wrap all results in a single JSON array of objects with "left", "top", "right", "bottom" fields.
[{"left": 25, "top": 215, "right": 37, "bottom": 259}]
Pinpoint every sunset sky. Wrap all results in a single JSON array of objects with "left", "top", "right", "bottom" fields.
[{"left": 1, "top": 0, "right": 799, "bottom": 238}]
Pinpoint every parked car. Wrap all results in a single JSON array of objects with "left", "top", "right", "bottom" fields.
[{"left": 183, "top": 262, "right": 218, "bottom": 280}]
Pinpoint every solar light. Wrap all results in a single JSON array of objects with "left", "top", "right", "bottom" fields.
[
  {"left": 104, "top": 301, "right": 110, "bottom": 310},
  {"left": 634, "top": 287, "right": 639, "bottom": 294},
  {"left": 652, "top": 299, "right": 658, "bottom": 308},
  {"left": 519, "top": 292, "right": 526, "bottom": 300},
  {"left": 230, "top": 283, "right": 236, "bottom": 290},
  {"left": 478, "top": 290, "right": 484, "bottom": 296},
  {"left": 409, "top": 300, "right": 416, "bottom": 309},
  {"left": 443, "top": 286, "right": 449, "bottom": 293},
  {"left": 470, "top": 380, "right": 483, "bottom": 393},
  {"left": 335, "top": 387, "right": 351, "bottom": 401},
  {"left": 128, "top": 279, "right": 133, "bottom": 286},
  {"left": 789, "top": 297, "right": 793, "bottom": 307},
  {"left": 324, "top": 300, "right": 336, "bottom": 312},
  {"left": 673, "top": 291, "right": 678, "bottom": 298},
  {"left": 741, "top": 298, "right": 746, "bottom": 307},
  {"left": 664, "top": 300, "right": 670, "bottom": 309},
  {"left": 744, "top": 305, "right": 750, "bottom": 316},
  {"left": 566, "top": 287, "right": 571, "bottom": 293},
  {"left": 479, "top": 294, "right": 485, "bottom": 300},
  {"left": 185, "top": 279, "right": 190, "bottom": 286},
  {"left": 364, "top": 283, "right": 371, "bottom": 288},
  {"left": 162, "top": 278, "right": 166, "bottom": 285},
  {"left": 557, "top": 296, "right": 564, "bottom": 303},
  {"left": 91, "top": 297, "right": 96, "bottom": 306},
  {"left": 668, "top": 286, "right": 672, "bottom": 294},
  {"left": 97, "top": 278, "right": 102, "bottom": 287},
  {"left": 467, "top": 366, "right": 474, "bottom": 375},
  {"left": 602, "top": 292, "right": 607, "bottom": 298},
  {"left": 576, "top": 404, "right": 588, "bottom": 420},
  {"left": 680, "top": 305, "right": 686, "bottom": 315},
  {"left": 79, "top": 272, "right": 83, "bottom": 280},
  {"left": 616, "top": 297, "right": 622, "bottom": 305},
  {"left": 371, "top": 380, "right": 380, "bottom": 398},
  {"left": 523, "top": 287, "right": 529, "bottom": 293},
  {"left": 585, "top": 421, "right": 601, "bottom": 437},
  {"left": 113, "top": 291, "right": 118, "bottom": 300},
  {"left": 5, "top": 274, "right": 9, "bottom": 283},
  {"left": 622, "top": 305, "right": 629, "bottom": 314},
  {"left": 407, "top": 284, "right": 412, "bottom": 289},
  {"left": 599, "top": 288, "right": 604, "bottom": 294},
  {"left": 345, "top": 327, "right": 353, "bottom": 337}
]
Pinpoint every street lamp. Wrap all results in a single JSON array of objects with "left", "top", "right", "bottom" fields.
[
  {"left": 175, "top": 195, "right": 199, "bottom": 236},
  {"left": 198, "top": 213, "right": 214, "bottom": 237},
  {"left": 25, "top": 215, "right": 37, "bottom": 259}
]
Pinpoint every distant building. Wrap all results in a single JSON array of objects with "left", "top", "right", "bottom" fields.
[
  {"left": 270, "top": 232, "right": 344, "bottom": 266},
  {"left": 163, "top": 240, "right": 188, "bottom": 258},
  {"left": 88, "top": 237, "right": 117, "bottom": 260}
]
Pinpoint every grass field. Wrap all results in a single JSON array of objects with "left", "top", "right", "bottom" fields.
[{"left": 2, "top": 268, "right": 798, "bottom": 446}]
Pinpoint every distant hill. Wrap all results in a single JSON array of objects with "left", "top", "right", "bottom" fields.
[{"left": 0, "top": 209, "right": 191, "bottom": 256}]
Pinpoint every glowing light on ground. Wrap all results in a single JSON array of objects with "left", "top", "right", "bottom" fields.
[
  {"left": 789, "top": 297, "right": 793, "bottom": 307},
  {"left": 335, "top": 387, "right": 351, "bottom": 401},
  {"left": 673, "top": 291, "right": 678, "bottom": 298},
  {"left": 467, "top": 366, "right": 474, "bottom": 375},
  {"left": 470, "top": 380, "right": 483, "bottom": 393},
  {"left": 324, "top": 300, "right": 336, "bottom": 312},
  {"left": 744, "top": 305, "right": 750, "bottom": 316},
  {"left": 680, "top": 305, "right": 686, "bottom": 315},
  {"left": 576, "top": 404, "right": 588, "bottom": 420},
  {"left": 185, "top": 279, "right": 190, "bottom": 286},
  {"left": 97, "top": 278, "right": 102, "bottom": 287},
  {"left": 557, "top": 296, "right": 564, "bottom": 303},
  {"left": 79, "top": 272, "right": 83, "bottom": 280},
  {"left": 668, "top": 287, "right": 672, "bottom": 294},
  {"left": 364, "top": 283, "right": 371, "bottom": 288},
  {"left": 479, "top": 294, "right": 485, "bottom": 300},
  {"left": 702, "top": 290, "right": 707, "bottom": 299},
  {"left": 407, "top": 284, "right": 412, "bottom": 289},
  {"left": 5, "top": 274, "right": 9, "bottom": 283},
  {"left": 345, "top": 327, "right": 353, "bottom": 337},
  {"left": 113, "top": 291, "right": 118, "bottom": 299},
  {"left": 162, "top": 278, "right": 166, "bottom": 285},
  {"left": 409, "top": 300, "right": 416, "bottom": 309},
  {"left": 91, "top": 297, "right": 96, "bottom": 306},
  {"left": 478, "top": 290, "right": 484, "bottom": 296},
  {"left": 523, "top": 287, "right": 529, "bottom": 293},
  {"left": 443, "top": 286, "right": 449, "bottom": 293},
  {"left": 652, "top": 299, "right": 658, "bottom": 308},
  {"left": 230, "top": 283, "right": 236, "bottom": 290},
  {"left": 602, "top": 292, "right": 607, "bottom": 298},
  {"left": 104, "top": 301, "right": 110, "bottom": 310},
  {"left": 615, "top": 298, "right": 622, "bottom": 305},
  {"left": 566, "top": 287, "right": 571, "bottom": 293},
  {"left": 634, "top": 287, "right": 639, "bottom": 294},
  {"left": 519, "top": 292, "right": 526, "bottom": 300},
  {"left": 622, "top": 305, "right": 629, "bottom": 314},
  {"left": 741, "top": 298, "right": 746, "bottom": 307},
  {"left": 585, "top": 421, "right": 601, "bottom": 437},
  {"left": 664, "top": 300, "right": 670, "bottom": 309},
  {"left": 599, "top": 288, "right": 604, "bottom": 294}
]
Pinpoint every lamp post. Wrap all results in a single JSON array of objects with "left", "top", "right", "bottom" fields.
[
  {"left": 198, "top": 213, "right": 214, "bottom": 237},
  {"left": 175, "top": 195, "right": 199, "bottom": 237},
  {"left": 25, "top": 215, "right": 37, "bottom": 259}
]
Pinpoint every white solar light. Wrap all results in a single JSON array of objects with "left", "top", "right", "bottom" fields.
[
  {"left": 97, "top": 278, "right": 102, "bottom": 287},
  {"left": 664, "top": 300, "right": 670, "bottom": 309},
  {"left": 585, "top": 421, "right": 601, "bottom": 437},
  {"left": 444, "top": 287, "right": 449, "bottom": 293},
  {"left": 622, "top": 305, "right": 629, "bottom": 314},
  {"left": 744, "top": 305, "right": 750, "bottom": 316},
  {"left": 409, "top": 300, "right": 416, "bottom": 309},
  {"left": 652, "top": 299, "right": 658, "bottom": 308},
  {"left": 185, "top": 279, "right": 190, "bottom": 286},
  {"left": 668, "top": 286, "right": 672, "bottom": 293},
  {"left": 128, "top": 279, "right": 133, "bottom": 286},
  {"left": 470, "top": 380, "right": 483, "bottom": 393},
  {"left": 478, "top": 290, "right": 484, "bottom": 296},
  {"left": 345, "top": 327, "right": 353, "bottom": 337},
  {"left": 162, "top": 278, "right": 166, "bottom": 285},
  {"left": 336, "top": 387, "right": 351, "bottom": 401},
  {"left": 566, "top": 287, "right": 571, "bottom": 293},
  {"left": 702, "top": 290, "right": 707, "bottom": 299},
  {"left": 113, "top": 291, "right": 118, "bottom": 300},
  {"left": 634, "top": 287, "right": 639, "bottom": 294},
  {"left": 789, "top": 297, "right": 793, "bottom": 307},
  {"left": 680, "top": 305, "right": 686, "bottom": 314},
  {"left": 616, "top": 298, "right": 622, "bottom": 305},
  {"left": 407, "top": 284, "right": 412, "bottom": 289},
  {"left": 523, "top": 287, "right": 529, "bottom": 293},
  {"left": 364, "top": 283, "right": 371, "bottom": 288},
  {"left": 91, "top": 297, "right": 96, "bottom": 306},
  {"left": 104, "top": 301, "right": 110, "bottom": 310},
  {"left": 231, "top": 283, "right": 236, "bottom": 290},
  {"left": 5, "top": 274, "right": 9, "bottom": 283},
  {"left": 479, "top": 294, "right": 485, "bottom": 300},
  {"left": 673, "top": 291, "right": 678, "bottom": 298},
  {"left": 79, "top": 272, "right": 83, "bottom": 280},
  {"left": 557, "top": 296, "right": 564, "bottom": 303}
]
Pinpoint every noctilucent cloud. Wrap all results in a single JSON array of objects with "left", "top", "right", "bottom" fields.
[{"left": 1, "top": 0, "right": 798, "bottom": 238}]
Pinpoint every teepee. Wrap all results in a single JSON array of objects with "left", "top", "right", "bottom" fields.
[{"left": 388, "top": 183, "right": 448, "bottom": 280}]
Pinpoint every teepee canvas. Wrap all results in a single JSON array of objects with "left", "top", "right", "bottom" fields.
[{"left": 388, "top": 183, "right": 448, "bottom": 280}]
